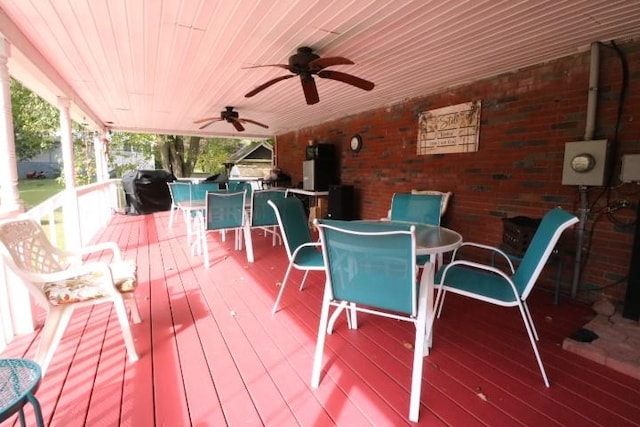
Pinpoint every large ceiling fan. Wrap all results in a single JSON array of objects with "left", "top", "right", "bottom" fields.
[
  {"left": 244, "top": 46, "right": 375, "bottom": 105},
  {"left": 193, "top": 106, "right": 268, "bottom": 132}
]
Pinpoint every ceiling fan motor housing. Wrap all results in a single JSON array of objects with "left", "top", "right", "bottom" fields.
[
  {"left": 289, "top": 47, "right": 319, "bottom": 73},
  {"left": 222, "top": 106, "right": 239, "bottom": 121}
]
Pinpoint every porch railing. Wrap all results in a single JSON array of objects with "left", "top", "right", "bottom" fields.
[{"left": 0, "top": 179, "right": 124, "bottom": 353}]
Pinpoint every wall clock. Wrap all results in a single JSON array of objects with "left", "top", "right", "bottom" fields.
[{"left": 350, "top": 134, "right": 362, "bottom": 153}]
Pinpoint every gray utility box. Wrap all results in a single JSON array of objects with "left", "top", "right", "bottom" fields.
[
  {"left": 620, "top": 154, "right": 640, "bottom": 183},
  {"left": 562, "top": 140, "right": 609, "bottom": 186}
]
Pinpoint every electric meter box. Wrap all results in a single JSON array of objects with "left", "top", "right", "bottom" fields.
[{"left": 562, "top": 140, "right": 609, "bottom": 186}]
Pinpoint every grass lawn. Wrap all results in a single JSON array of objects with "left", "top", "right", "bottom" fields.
[
  {"left": 18, "top": 178, "right": 65, "bottom": 210},
  {"left": 18, "top": 178, "right": 66, "bottom": 246}
]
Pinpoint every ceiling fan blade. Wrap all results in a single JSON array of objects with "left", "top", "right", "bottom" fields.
[
  {"left": 198, "top": 118, "right": 222, "bottom": 130},
  {"left": 239, "top": 118, "right": 269, "bottom": 129},
  {"left": 242, "top": 63, "right": 291, "bottom": 71},
  {"left": 231, "top": 119, "right": 245, "bottom": 132},
  {"left": 309, "top": 56, "right": 354, "bottom": 70},
  {"left": 318, "top": 70, "right": 375, "bottom": 91},
  {"left": 193, "top": 116, "right": 220, "bottom": 124},
  {"left": 301, "top": 75, "right": 319, "bottom": 105},
  {"left": 245, "top": 75, "right": 295, "bottom": 97}
]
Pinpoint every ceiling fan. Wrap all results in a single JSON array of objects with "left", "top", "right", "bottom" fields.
[
  {"left": 244, "top": 46, "right": 375, "bottom": 105},
  {"left": 193, "top": 106, "right": 268, "bottom": 132}
]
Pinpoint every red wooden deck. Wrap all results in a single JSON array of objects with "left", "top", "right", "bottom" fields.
[{"left": 2, "top": 211, "right": 639, "bottom": 426}]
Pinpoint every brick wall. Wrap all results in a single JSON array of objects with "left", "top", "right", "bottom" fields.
[{"left": 275, "top": 40, "right": 640, "bottom": 304}]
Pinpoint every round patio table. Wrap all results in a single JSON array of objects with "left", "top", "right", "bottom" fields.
[{"left": 0, "top": 359, "right": 44, "bottom": 427}]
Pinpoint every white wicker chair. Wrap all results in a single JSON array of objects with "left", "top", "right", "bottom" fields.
[{"left": 0, "top": 217, "right": 140, "bottom": 376}]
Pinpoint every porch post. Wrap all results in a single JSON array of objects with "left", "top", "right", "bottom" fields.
[
  {"left": 94, "top": 131, "right": 109, "bottom": 182},
  {"left": 0, "top": 38, "right": 23, "bottom": 212},
  {"left": 0, "top": 38, "right": 34, "bottom": 346},
  {"left": 58, "top": 97, "right": 82, "bottom": 249},
  {"left": 58, "top": 97, "right": 76, "bottom": 187}
]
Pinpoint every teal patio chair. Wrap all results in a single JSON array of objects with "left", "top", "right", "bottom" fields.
[
  {"left": 383, "top": 190, "right": 452, "bottom": 221},
  {"left": 201, "top": 190, "right": 250, "bottom": 268},
  {"left": 434, "top": 207, "right": 579, "bottom": 387},
  {"left": 191, "top": 182, "right": 220, "bottom": 200},
  {"left": 167, "top": 181, "right": 192, "bottom": 228},
  {"left": 311, "top": 219, "right": 434, "bottom": 423},
  {"left": 390, "top": 192, "right": 443, "bottom": 225},
  {"left": 226, "top": 181, "right": 244, "bottom": 192},
  {"left": 249, "top": 189, "right": 287, "bottom": 246},
  {"left": 391, "top": 192, "right": 444, "bottom": 267},
  {"left": 268, "top": 197, "right": 324, "bottom": 314}
]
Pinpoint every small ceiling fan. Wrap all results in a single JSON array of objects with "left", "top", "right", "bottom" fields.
[
  {"left": 193, "top": 106, "right": 268, "bottom": 132},
  {"left": 244, "top": 46, "right": 375, "bottom": 105}
]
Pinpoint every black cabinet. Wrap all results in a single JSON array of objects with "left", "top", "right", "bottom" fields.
[{"left": 327, "top": 185, "right": 356, "bottom": 220}]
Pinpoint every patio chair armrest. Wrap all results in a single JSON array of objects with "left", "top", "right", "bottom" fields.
[
  {"left": 290, "top": 241, "right": 322, "bottom": 258},
  {"left": 451, "top": 242, "right": 515, "bottom": 273},
  {"left": 439, "top": 259, "right": 519, "bottom": 295},
  {"left": 70, "top": 242, "right": 123, "bottom": 261}
]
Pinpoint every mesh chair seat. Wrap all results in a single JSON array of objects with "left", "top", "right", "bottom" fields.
[
  {"left": 292, "top": 246, "right": 324, "bottom": 268},
  {"left": 434, "top": 265, "right": 518, "bottom": 304}
]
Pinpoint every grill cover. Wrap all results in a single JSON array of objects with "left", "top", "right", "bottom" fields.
[{"left": 122, "top": 169, "right": 176, "bottom": 215}]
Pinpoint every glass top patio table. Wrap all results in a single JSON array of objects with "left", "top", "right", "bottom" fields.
[
  {"left": 355, "top": 220, "right": 462, "bottom": 258},
  {"left": 0, "top": 359, "right": 44, "bottom": 427}
]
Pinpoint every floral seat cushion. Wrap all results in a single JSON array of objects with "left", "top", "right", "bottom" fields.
[{"left": 44, "top": 260, "right": 137, "bottom": 305}]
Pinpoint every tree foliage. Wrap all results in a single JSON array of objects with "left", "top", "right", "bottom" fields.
[
  {"left": 196, "top": 138, "right": 245, "bottom": 174},
  {"left": 108, "top": 131, "right": 157, "bottom": 177},
  {"left": 10, "top": 78, "right": 59, "bottom": 161},
  {"left": 11, "top": 78, "right": 262, "bottom": 181},
  {"left": 71, "top": 124, "right": 96, "bottom": 185},
  {"left": 157, "top": 135, "right": 202, "bottom": 177}
]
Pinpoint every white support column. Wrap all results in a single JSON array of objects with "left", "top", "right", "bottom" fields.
[
  {"left": 0, "top": 38, "right": 34, "bottom": 344},
  {"left": 94, "top": 131, "right": 109, "bottom": 182},
  {"left": 0, "top": 38, "right": 23, "bottom": 212},
  {"left": 58, "top": 97, "right": 76, "bottom": 188},
  {"left": 58, "top": 97, "right": 81, "bottom": 249}
]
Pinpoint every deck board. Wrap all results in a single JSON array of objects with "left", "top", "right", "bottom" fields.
[{"left": 1, "top": 210, "right": 639, "bottom": 426}]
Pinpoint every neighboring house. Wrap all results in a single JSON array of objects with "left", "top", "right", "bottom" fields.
[
  {"left": 18, "top": 142, "right": 154, "bottom": 179},
  {"left": 17, "top": 145, "right": 61, "bottom": 179},
  {"left": 108, "top": 146, "right": 155, "bottom": 175},
  {"left": 227, "top": 140, "right": 273, "bottom": 179}
]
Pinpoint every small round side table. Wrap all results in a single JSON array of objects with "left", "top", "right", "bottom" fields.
[{"left": 0, "top": 359, "right": 44, "bottom": 427}]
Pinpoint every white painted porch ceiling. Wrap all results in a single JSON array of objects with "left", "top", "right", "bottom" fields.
[{"left": 0, "top": 0, "right": 639, "bottom": 139}]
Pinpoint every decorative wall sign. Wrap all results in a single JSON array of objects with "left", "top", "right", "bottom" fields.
[{"left": 417, "top": 100, "right": 481, "bottom": 155}]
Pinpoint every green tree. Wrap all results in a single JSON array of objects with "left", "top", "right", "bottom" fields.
[
  {"left": 10, "top": 78, "right": 59, "bottom": 160},
  {"left": 196, "top": 138, "right": 245, "bottom": 174},
  {"left": 108, "top": 131, "right": 157, "bottom": 177},
  {"left": 158, "top": 134, "right": 202, "bottom": 177},
  {"left": 71, "top": 124, "right": 97, "bottom": 185}
]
